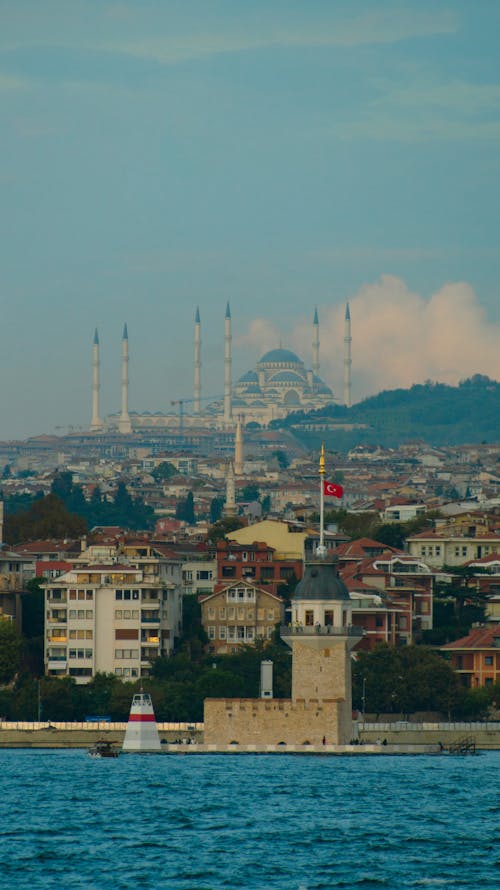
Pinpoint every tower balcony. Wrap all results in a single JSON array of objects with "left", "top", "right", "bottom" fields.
[{"left": 280, "top": 624, "right": 364, "bottom": 640}]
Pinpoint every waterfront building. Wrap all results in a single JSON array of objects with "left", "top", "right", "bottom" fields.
[
  {"left": 42, "top": 545, "right": 182, "bottom": 683},
  {"left": 441, "top": 624, "right": 500, "bottom": 687},
  {"left": 199, "top": 578, "right": 284, "bottom": 655}
]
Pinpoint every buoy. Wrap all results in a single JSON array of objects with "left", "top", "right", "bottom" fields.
[{"left": 122, "top": 692, "right": 162, "bottom": 753}]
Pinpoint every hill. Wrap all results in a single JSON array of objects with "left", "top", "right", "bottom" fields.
[{"left": 270, "top": 376, "right": 500, "bottom": 451}]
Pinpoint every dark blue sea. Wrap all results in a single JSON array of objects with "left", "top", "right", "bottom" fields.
[{"left": 0, "top": 750, "right": 498, "bottom": 889}]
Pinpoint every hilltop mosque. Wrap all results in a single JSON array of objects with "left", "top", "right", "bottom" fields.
[{"left": 90, "top": 305, "right": 352, "bottom": 432}]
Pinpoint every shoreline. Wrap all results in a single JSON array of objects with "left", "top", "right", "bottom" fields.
[{"left": 1, "top": 720, "right": 499, "bottom": 751}]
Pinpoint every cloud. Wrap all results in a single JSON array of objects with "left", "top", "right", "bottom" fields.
[
  {"left": 284, "top": 275, "right": 500, "bottom": 401},
  {"left": 235, "top": 318, "right": 281, "bottom": 355}
]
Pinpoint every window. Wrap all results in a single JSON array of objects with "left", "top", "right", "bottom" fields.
[
  {"left": 305, "top": 610, "right": 314, "bottom": 626},
  {"left": 267, "top": 609, "right": 275, "bottom": 620},
  {"left": 222, "top": 566, "right": 236, "bottom": 578},
  {"left": 228, "top": 607, "right": 235, "bottom": 619},
  {"left": 375, "top": 617, "right": 384, "bottom": 628},
  {"left": 70, "top": 590, "right": 77, "bottom": 600},
  {"left": 208, "top": 627, "right": 216, "bottom": 640},
  {"left": 69, "top": 610, "right": 77, "bottom": 619},
  {"left": 123, "top": 590, "right": 131, "bottom": 601},
  {"left": 115, "top": 610, "right": 123, "bottom": 619},
  {"left": 455, "top": 547, "right": 460, "bottom": 557},
  {"left": 132, "top": 590, "right": 140, "bottom": 600},
  {"left": 115, "top": 591, "right": 123, "bottom": 601},
  {"left": 421, "top": 547, "right": 426, "bottom": 556},
  {"left": 219, "top": 607, "right": 226, "bottom": 619},
  {"left": 78, "top": 610, "right": 85, "bottom": 619},
  {"left": 485, "top": 656, "right": 493, "bottom": 666},
  {"left": 435, "top": 547, "right": 441, "bottom": 556},
  {"left": 219, "top": 626, "right": 227, "bottom": 640},
  {"left": 86, "top": 610, "right": 93, "bottom": 619},
  {"left": 267, "top": 626, "right": 274, "bottom": 639},
  {"left": 227, "top": 626, "right": 236, "bottom": 640},
  {"left": 260, "top": 567, "right": 274, "bottom": 581},
  {"left": 196, "top": 570, "right": 212, "bottom": 580},
  {"left": 247, "top": 628, "right": 254, "bottom": 641},
  {"left": 208, "top": 607, "right": 215, "bottom": 619},
  {"left": 237, "top": 607, "right": 245, "bottom": 620},
  {"left": 86, "top": 591, "right": 93, "bottom": 600},
  {"left": 247, "top": 608, "right": 254, "bottom": 619},
  {"left": 462, "top": 547, "right": 467, "bottom": 557}
]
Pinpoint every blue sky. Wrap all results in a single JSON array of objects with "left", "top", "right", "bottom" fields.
[{"left": 1, "top": 1, "right": 499, "bottom": 438}]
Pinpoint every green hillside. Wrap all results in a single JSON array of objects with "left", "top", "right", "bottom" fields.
[{"left": 270, "top": 376, "right": 500, "bottom": 451}]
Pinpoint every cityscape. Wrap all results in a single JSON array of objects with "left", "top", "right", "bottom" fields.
[{"left": 1, "top": 3, "right": 499, "bottom": 889}]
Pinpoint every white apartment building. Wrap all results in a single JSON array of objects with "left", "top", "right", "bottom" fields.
[{"left": 43, "top": 556, "right": 182, "bottom": 684}]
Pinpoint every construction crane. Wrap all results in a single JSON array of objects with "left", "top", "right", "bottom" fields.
[{"left": 170, "top": 396, "right": 222, "bottom": 435}]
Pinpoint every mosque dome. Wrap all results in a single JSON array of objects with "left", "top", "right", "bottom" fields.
[
  {"left": 238, "top": 370, "right": 259, "bottom": 383},
  {"left": 243, "top": 384, "right": 262, "bottom": 394},
  {"left": 293, "top": 559, "right": 350, "bottom": 602},
  {"left": 258, "top": 348, "right": 302, "bottom": 365},
  {"left": 270, "top": 370, "right": 306, "bottom": 384}
]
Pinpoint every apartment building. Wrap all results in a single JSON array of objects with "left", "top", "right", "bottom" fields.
[
  {"left": 43, "top": 556, "right": 182, "bottom": 683},
  {"left": 199, "top": 579, "right": 284, "bottom": 654}
]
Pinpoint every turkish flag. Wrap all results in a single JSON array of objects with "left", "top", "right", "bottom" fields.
[{"left": 323, "top": 480, "right": 344, "bottom": 498}]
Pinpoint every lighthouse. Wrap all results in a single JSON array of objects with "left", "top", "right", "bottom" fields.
[{"left": 122, "top": 692, "right": 162, "bottom": 753}]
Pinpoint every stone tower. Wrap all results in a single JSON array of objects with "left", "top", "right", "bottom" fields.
[{"left": 281, "top": 557, "right": 362, "bottom": 744}]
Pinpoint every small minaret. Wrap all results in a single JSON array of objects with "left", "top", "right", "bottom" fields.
[
  {"left": 223, "top": 461, "right": 236, "bottom": 516},
  {"left": 224, "top": 302, "right": 232, "bottom": 424},
  {"left": 343, "top": 302, "right": 352, "bottom": 408},
  {"left": 90, "top": 328, "right": 103, "bottom": 431},
  {"left": 118, "top": 323, "right": 132, "bottom": 434},
  {"left": 194, "top": 306, "right": 201, "bottom": 415},
  {"left": 312, "top": 306, "right": 320, "bottom": 380},
  {"left": 234, "top": 414, "right": 244, "bottom": 475}
]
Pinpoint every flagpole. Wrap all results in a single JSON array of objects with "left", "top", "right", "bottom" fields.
[{"left": 318, "top": 443, "right": 326, "bottom": 557}]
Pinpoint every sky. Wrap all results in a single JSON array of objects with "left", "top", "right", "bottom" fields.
[{"left": 1, "top": 0, "right": 499, "bottom": 439}]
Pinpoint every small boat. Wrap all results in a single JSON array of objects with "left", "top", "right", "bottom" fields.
[{"left": 88, "top": 739, "right": 120, "bottom": 758}]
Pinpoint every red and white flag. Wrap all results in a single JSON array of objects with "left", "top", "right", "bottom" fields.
[{"left": 323, "top": 480, "right": 344, "bottom": 498}]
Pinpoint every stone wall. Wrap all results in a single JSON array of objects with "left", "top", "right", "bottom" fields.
[{"left": 203, "top": 697, "right": 342, "bottom": 746}]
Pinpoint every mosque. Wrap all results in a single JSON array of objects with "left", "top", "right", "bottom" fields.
[{"left": 90, "top": 305, "right": 352, "bottom": 432}]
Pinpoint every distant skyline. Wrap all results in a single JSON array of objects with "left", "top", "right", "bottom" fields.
[{"left": 1, "top": 1, "right": 500, "bottom": 439}]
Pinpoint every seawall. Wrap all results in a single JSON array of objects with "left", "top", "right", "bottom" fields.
[{"left": 1, "top": 720, "right": 499, "bottom": 750}]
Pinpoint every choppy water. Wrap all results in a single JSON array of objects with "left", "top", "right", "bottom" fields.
[{"left": 0, "top": 750, "right": 498, "bottom": 889}]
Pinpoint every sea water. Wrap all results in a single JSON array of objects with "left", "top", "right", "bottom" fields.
[{"left": 0, "top": 750, "right": 498, "bottom": 889}]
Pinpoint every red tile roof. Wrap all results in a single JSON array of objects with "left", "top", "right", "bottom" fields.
[{"left": 441, "top": 625, "right": 500, "bottom": 650}]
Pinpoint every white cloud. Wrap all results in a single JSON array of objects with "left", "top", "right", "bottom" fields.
[{"left": 282, "top": 275, "right": 500, "bottom": 401}]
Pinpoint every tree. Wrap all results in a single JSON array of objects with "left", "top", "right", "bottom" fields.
[
  {"left": 0, "top": 621, "right": 23, "bottom": 683},
  {"left": 208, "top": 516, "right": 246, "bottom": 542},
  {"left": 152, "top": 461, "right": 176, "bottom": 482},
  {"left": 4, "top": 494, "right": 87, "bottom": 544},
  {"left": 273, "top": 450, "right": 289, "bottom": 469},
  {"left": 209, "top": 496, "right": 225, "bottom": 523},
  {"left": 176, "top": 491, "right": 195, "bottom": 524},
  {"left": 352, "top": 643, "right": 459, "bottom": 718},
  {"left": 239, "top": 484, "right": 260, "bottom": 502}
]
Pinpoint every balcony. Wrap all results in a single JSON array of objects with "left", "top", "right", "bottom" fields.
[
  {"left": 280, "top": 625, "right": 364, "bottom": 639},
  {"left": 48, "top": 635, "right": 67, "bottom": 643}
]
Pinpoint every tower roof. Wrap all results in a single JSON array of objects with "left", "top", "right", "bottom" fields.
[
  {"left": 292, "top": 558, "right": 350, "bottom": 602},
  {"left": 345, "top": 302, "right": 350, "bottom": 321},
  {"left": 225, "top": 302, "right": 231, "bottom": 319},
  {"left": 314, "top": 307, "right": 319, "bottom": 325},
  {"left": 122, "top": 323, "right": 128, "bottom": 340},
  {"left": 195, "top": 306, "right": 200, "bottom": 324},
  {"left": 93, "top": 328, "right": 99, "bottom": 345}
]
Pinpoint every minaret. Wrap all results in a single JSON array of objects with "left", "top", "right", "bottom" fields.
[
  {"left": 223, "top": 461, "right": 236, "bottom": 516},
  {"left": 118, "top": 323, "right": 132, "bottom": 434},
  {"left": 312, "top": 306, "right": 320, "bottom": 380},
  {"left": 194, "top": 306, "right": 201, "bottom": 415},
  {"left": 90, "top": 328, "right": 103, "bottom": 431},
  {"left": 224, "top": 302, "right": 232, "bottom": 424},
  {"left": 234, "top": 414, "right": 244, "bottom": 475},
  {"left": 343, "top": 302, "right": 352, "bottom": 408}
]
